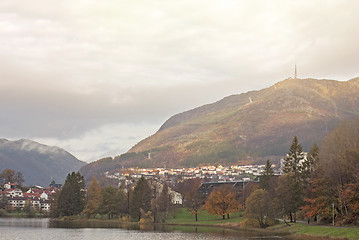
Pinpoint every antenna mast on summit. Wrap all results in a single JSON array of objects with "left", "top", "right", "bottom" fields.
[{"left": 294, "top": 64, "right": 297, "bottom": 79}]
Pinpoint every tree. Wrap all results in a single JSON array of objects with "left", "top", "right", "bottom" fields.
[
  {"left": 244, "top": 189, "right": 271, "bottom": 228},
  {"left": 117, "top": 189, "right": 127, "bottom": 218},
  {"left": 205, "top": 185, "right": 240, "bottom": 219},
  {"left": 282, "top": 136, "right": 305, "bottom": 175},
  {"left": 301, "top": 167, "right": 333, "bottom": 222},
  {"left": 174, "top": 178, "right": 200, "bottom": 207},
  {"left": 184, "top": 179, "right": 203, "bottom": 222},
  {"left": 49, "top": 191, "right": 61, "bottom": 218},
  {"left": 149, "top": 181, "right": 171, "bottom": 223},
  {"left": 23, "top": 199, "right": 33, "bottom": 213},
  {"left": 98, "top": 186, "right": 123, "bottom": 219},
  {"left": 159, "top": 183, "right": 171, "bottom": 212},
  {"left": 304, "top": 144, "right": 320, "bottom": 175},
  {"left": 57, "top": 172, "right": 85, "bottom": 217},
  {"left": 319, "top": 118, "right": 359, "bottom": 222},
  {"left": 240, "top": 181, "right": 260, "bottom": 210},
  {"left": 82, "top": 177, "right": 101, "bottom": 218},
  {"left": 279, "top": 136, "right": 306, "bottom": 222},
  {"left": 0, "top": 194, "right": 8, "bottom": 209},
  {"left": 130, "top": 176, "right": 152, "bottom": 221},
  {"left": 275, "top": 173, "right": 303, "bottom": 223},
  {"left": 0, "top": 169, "right": 24, "bottom": 185},
  {"left": 260, "top": 160, "right": 275, "bottom": 191}
]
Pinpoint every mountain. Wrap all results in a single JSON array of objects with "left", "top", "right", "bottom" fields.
[
  {"left": 0, "top": 139, "right": 86, "bottom": 186},
  {"left": 81, "top": 77, "right": 359, "bottom": 180},
  {"left": 117, "top": 77, "right": 359, "bottom": 167}
]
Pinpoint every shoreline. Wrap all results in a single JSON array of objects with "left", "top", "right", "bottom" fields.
[
  {"left": 2, "top": 215, "right": 356, "bottom": 239},
  {"left": 50, "top": 217, "right": 354, "bottom": 240}
]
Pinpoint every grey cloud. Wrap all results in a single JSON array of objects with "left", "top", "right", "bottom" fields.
[{"left": 1, "top": 0, "right": 359, "bottom": 161}]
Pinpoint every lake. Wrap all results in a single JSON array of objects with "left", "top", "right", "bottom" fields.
[{"left": 0, "top": 218, "right": 296, "bottom": 240}]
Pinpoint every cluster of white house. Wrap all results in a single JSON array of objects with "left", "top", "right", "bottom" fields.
[
  {"left": 0, "top": 183, "right": 59, "bottom": 212},
  {"left": 105, "top": 164, "right": 279, "bottom": 183}
]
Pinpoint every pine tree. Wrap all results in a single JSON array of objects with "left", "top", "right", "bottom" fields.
[
  {"left": 98, "top": 186, "right": 122, "bottom": 219},
  {"left": 283, "top": 136, "right": 305, "bottom": 175},
  {"left": 260, "top": 160, "right": 275, "bottom": 191},
  {"left": 57, "top": 172, "right": 85, "bottom": 217},
  {"left": 279, "top": 136, "right": 306, "bottom": 222},
  {"left": 130, "top": 176, "right": 152, "bottom": 221},
  {"left": 303, "top": 144, "right": 319, "bottom": 176}
]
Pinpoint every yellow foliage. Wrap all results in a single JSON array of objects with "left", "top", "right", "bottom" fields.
[
  {"left": 205, "top": 185, "right": 240, "bottom": 218},
  {"left": 240, "top": 218, "right": 260, "bottom": 228}
]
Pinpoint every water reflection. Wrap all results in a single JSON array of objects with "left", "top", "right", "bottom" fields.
[
  {"left": 0, "top": 218, "right": 315, "bottom": 240},
  {"left": 0, "top": 217, "right": 50, "bottom": 228}
]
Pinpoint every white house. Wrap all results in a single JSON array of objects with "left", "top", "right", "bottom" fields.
[
  {"left": 8, "top": 197, "right": 26, "bottom": 208},
  {"left": 169, "top": 188, "right": 183, "bottom": 205}
]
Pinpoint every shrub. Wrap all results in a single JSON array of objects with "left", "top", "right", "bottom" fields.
[{"left": 0, "top": 209, "right": 9, "bottom": 217}]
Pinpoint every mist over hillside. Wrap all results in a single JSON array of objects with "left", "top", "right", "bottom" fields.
[{"left": 0, "top": 139, "right": 86, "bottom": 186}]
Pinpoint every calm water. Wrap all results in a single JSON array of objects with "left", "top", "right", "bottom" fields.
[{"left": 0, "top": 218, "right": 293, "bottom": 240}]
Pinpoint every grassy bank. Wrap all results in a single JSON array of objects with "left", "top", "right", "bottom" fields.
[
  {"left": 50, "top": 208, "right": 359, "bottom": 239},
  {"left": 0, "top": 209, "right": 46, "bottom": 218},
  {"left": 167, "top": 208, "right": 359, "bottom": 239},
  {"left": 268, "top": 222, "right": 359, "bottom": 240},
  {"left": 167, "top": 208, "right": 243, "bottom": 225}
]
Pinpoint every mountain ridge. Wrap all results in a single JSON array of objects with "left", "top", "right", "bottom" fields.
[
  {"left": 80, "top": 77, "right": 359, "bottom": 181},
  {"left": 0, "top": 139, "right": 86, "bottom": 186},
  {"left": 124, "top": 77, "right": 359, "bottom": 167}
]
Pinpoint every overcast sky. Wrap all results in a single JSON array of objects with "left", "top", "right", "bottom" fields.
[{"left": 1, "top": 0, "right": 359, "bottom": 163}]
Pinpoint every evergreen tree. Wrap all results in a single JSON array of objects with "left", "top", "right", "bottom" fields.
[
  {"left": 49, "top": 191, "right": 60, "bottom": 218},
  {"left": 303, "top": 144, "right": 320, "bottom": 176},
  {"left": 283, "top": 136, "right": 305, "bottom": 175},
  {"left": 278, "top": 136, "right": 306, "bottom": 222},
  {"left": 82, "top": 177, "right": 101, "bottom": 218},
  {"left": 57, "top": 172, "right": 85, "bottom": 217},
  {"left": 130, "top": 176, "right": 152, "bottom": 221},
  {"left": 117, "top": 189, "right": 127, "bottom": 218},
  {"left": 98, "top": 186, "right": 122, "bottom": 219},
  {"left": 260, "top": 160, "right": 275, "bottom": 191}
]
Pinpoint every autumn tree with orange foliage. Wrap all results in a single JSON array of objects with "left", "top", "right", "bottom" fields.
[
  {"left": 301, "top": 118, "right": 359, "bottom": 225},
  {"left": 205, "top": 185, "right": 241, "bottom": 219},
  {"left": 301, "top": 167, "right": 333, "bottom": 222}
]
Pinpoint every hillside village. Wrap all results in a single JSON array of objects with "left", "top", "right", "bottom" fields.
[
  {"left": 105, "top": 164, "right": 280, "bottom": 184},
  {"left": 0, "top": 163, "right": 279, "bottom": 213},
  {"left": 0, "top": 182, "right": 61, "bottom": 212}
]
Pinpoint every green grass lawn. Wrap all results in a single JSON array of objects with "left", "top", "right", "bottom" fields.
[
  {"left": 168, "top": 209, "right": 359, "bottom": 240},
  {"left": 167, "top": 208, "right": 243, "bottom": 225},
  {"left": 269, "top": 222, "right": 359, "bottom": 240}
]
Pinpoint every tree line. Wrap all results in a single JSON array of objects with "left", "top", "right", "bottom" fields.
[
  {"left": 243, "top": 117, "right": 359, "bottom": 227},
  {"left": 51, "top": 172, "right": 175, "bottom": 222},
  {"left": 51, "top": 172, "right": 242, "bottom": 222}
]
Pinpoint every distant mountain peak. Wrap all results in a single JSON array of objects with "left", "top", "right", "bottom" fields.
[
  {"left": 0, "top": 139, "right": 86, "bottom": 186},
  {"left": 118, "top": 77, "right": 359, "bottom": 168}
]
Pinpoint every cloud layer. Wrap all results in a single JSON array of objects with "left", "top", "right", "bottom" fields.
[{"left": 1, "top": 1, "right": 359, "bottom": 162}]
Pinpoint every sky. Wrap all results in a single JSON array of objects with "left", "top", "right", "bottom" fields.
[{"left": 1, "top": 0, "right": 359, "bottom": 163}]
